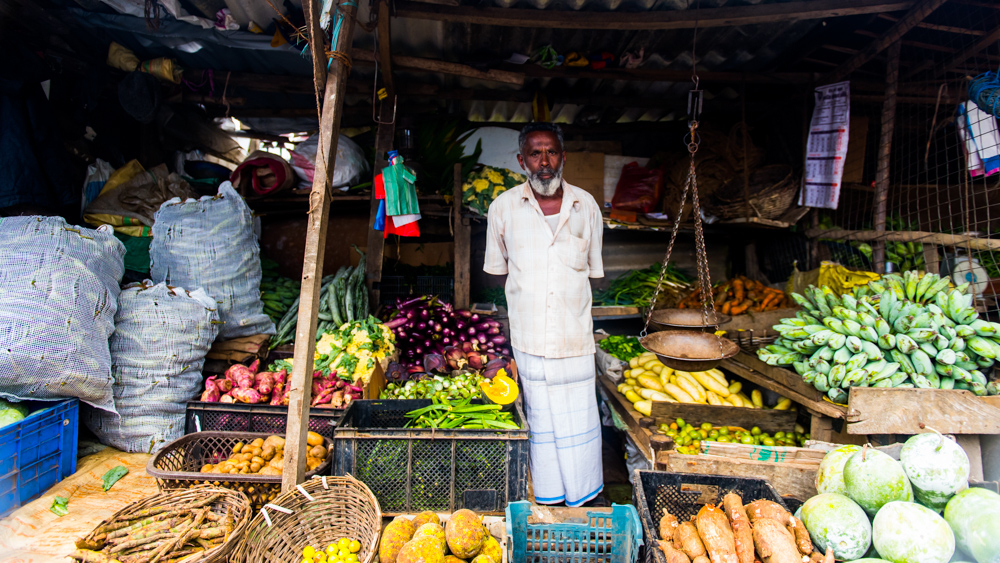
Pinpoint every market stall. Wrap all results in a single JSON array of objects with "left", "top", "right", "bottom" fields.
[{"left": 3, "top": 0, "right": 1000, "bottom": 561}]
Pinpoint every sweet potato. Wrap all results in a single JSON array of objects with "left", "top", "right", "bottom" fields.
[
  {"left": 787, "top": 516, "right": 812, "bottom": 555},
  {"left": 692, "top": 557, "right": 710, "bottom": 563},
  {"left": 230, "top": 387, "right": 262, "bottom": 404},
  {"left": 230, "top": 365, "right": 255, "bottom": 390},
  {"left": 659, "top": 539, "right": 693, "bottom": 563},
  {"left": 744, "top": 500, "right": 791, "bottom": 525},
  {"left": 722, "top": 493, "right": 754, "bottom": 563},
  {"left": 751, "top": 518, "right": 800, "bottom": 563},
  {"left": 660, "top": 510, "right": 680, "bottom": 541},
  {"left": 673, "top": 522, "right": 706, "bottom": 559},
  {"left": 695, "top": 504, "right": 738, "bottom": 563},
  {"left": 255, "top": 372, "right": 275, "bottom": 395},
  {"left": 200, "top": 377, "right": 220, "bottom": 402}
]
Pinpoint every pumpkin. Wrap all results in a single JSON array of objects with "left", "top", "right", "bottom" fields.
[{"left": 480, "top": 372, "right": 519, "bottom": 410}]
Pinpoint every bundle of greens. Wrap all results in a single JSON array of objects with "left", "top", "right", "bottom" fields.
[{"left": 593, "top": 263, "right": 692, "bottom": 308}]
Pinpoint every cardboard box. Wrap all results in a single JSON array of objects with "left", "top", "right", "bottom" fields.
[{"left": 562, "top": 152, "right": 605, "bottom": 205}]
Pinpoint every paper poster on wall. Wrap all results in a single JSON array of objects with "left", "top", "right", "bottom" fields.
[{"left": 799, "top": 81, "right": 850, "bottom": 209}]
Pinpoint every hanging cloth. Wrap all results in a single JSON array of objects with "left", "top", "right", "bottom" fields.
[
  {"left": 383, "top": 153, "right": 419, "bottom": 216},
  {"left": 374, "top": 167, "right": 420, "bottom": 238},
  {"left": 957, "top": 101, "right": 1000, "bottom": 177}
]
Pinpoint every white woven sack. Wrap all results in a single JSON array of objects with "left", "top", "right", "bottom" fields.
[
  {"left": 149, "top": 181, "right": 275, "bottom": 339},
  {"left": 82, "top": 282, "right": 219, "bottom": 453},
  {"left": 0, "top": 216, "right": 124, "bottom": 411}
]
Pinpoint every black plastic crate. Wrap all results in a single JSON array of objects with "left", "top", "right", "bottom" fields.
[
  {"left": 632, "top": 470, "right": 789, "bottom": 563},
  {"left": 184, "top": 401, "right": 345, "bottom": 439},
  {"left": 333, "top": 399, "right": 529, "bottom": 516}
]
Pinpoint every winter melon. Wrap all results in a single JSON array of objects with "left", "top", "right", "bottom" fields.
[
  {"left": 899, "top": 432, "right": 969, "bottom": 513},
  {"left": 872, "top": 501, "right": 954, "bottom": 563},
  {"left": 817, "top": 445, "right": 862, "bottom": 496},
  {"left": 844, "top": 448, "right": 913, "bottom": 517},
  {"left": 944, "top": 487, "right": 1000, "bottom": 563},
  {"left": 800, "top": 493, "right": 872, "bottom": 560}
]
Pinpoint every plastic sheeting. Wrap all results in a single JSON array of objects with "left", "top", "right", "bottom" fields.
[
  {"left": 0, "top": 217, "right": 124, "bottom": 412},
  {"left": 150, "top": 182, "right": 274, "bottom": 339},
  {"left": 82, "top": 282, "right": 219, "bottom": 453}
]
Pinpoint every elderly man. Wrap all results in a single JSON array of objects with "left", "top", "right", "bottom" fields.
[{"left": 484, "top": 122, "right": 605, "bottom": 507}]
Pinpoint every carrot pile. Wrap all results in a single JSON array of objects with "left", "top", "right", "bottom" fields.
[{"left": 677, "top": 276, "right": 792, "bottom": 315}]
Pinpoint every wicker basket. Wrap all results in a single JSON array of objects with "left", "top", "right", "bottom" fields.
[
  {"left": 73, "top": 485, "right": 250, "bottom": 563},
  {"left": 147, "top": 431, "right": 334, "bottom": 510},
  {"left": 232, "top": 475, "right": 382, "bottom": 563},
  {"left": 707, "top": 164, "right": 797, "bottom": 221}
]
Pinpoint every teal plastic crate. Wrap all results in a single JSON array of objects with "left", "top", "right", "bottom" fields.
[
  {"left": 506, "top": 500, "right": 642, "bottom": 563},
  {"left": 0, "top": 399, "right": 79, "bottom": 517}
]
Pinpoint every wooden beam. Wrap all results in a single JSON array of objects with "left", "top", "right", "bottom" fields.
[
  {"left": 805, "top": 228, "right": 1000, "bottom": 251},
  {"left": 282, "top": 0, "right": 357, "bottom": 494},
  {"left": 304, "top": 0, "right": 328, "bottom": 117},
  {"left": 904, "top": 22, "right": 1000, "bottom": 79},
  {"left": 877, "top": 13, "right": 986, "bottom": 35},
  {"left": 394, "top": 0, "right": 914, "bottom": 30},
  {"left": 872, "top": 40, "right": 901, "bottom": 275},
  {"left": 511, "top": 63, "right": 814, "bottom": 84},
  {"left": 825, "top": 0, "right": 948, "bottom": 83},
  {"left": 453, "top": 164, "right": 471, "bottom": 309},
  {"left": 846, "top": 387, "right": 1000, "bottom": 434},
  {"left": 376, "top": 0, "right": 394, "bottom": 96},
  {"left": 854, "top": 29, "right": 958, "bottom": 53},
  {"left": 366, "top": 101, "right": 394, "bottom": 307},
  {"left": 353, "top": 49, "right": 523, "bottom": 85}
]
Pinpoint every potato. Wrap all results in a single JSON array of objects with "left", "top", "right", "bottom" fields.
[
  {"left": 217, "top": 463, "right": 233, "bottom": 473},
  {"left": 228, "top": 469, "right": 239, "bottom": 474},
  {"left": 239, "top": 467, "right": 249, "bottom": 474},
  {"left": 250, "top": 446, "right": 263, "bottom": 457},
  {"left": 306, "top": 431, "right": 323, "bottom": 447},
  {"left": 200, "top": 464, "right": 215, "bottom": 473},
  {"left": 268, "top": 456, "right": 284, "bottom": 470},
  {"left": 236, "top": 461, "right": 250, "bottom": 469},
  {"left": 250, "top": 438, "right": 265, "bottom": 448},
  {"left": 261, "top": 446, "right": 276, "bottom": 461},
  {"left": 250, "top": 462, "right": 262, "bottom": 473},
  {"left": 241, "top": 452, "right": 254, "bottom": 462},
  {"left": 306, "top": 456, "right": 321, "bottom": 471},
  {"left": 262, "top": 436, "right": 285, "bottom": 451},
  {"left": 232, "top": 442, "right": 244, "bottom": 454},
  {"left": 251, "top": 456, "right": 265, "bottom": 466},
  {"left": 309, "top": 445, "right": 328, "bottom": 460}
]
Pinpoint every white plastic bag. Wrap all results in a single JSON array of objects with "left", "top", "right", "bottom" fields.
[
  {"left": 150, "top": 182, "right": 274, "bottom": 339},
  {"left": 0, "top": 216, "right": 125, "bottom": 411},
  {"left": 289, "top": 134, "right": 369, "bottom": 188},
  {"left": 82, "top": 282, "right": 219, "bottom": 452}
]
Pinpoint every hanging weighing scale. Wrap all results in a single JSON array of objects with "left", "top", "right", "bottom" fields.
[{"left": 638, "top": 71, "right": 738, "bottom": 371}]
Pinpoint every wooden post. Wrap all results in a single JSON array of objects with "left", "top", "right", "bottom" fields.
[
  {"left": 282, "top": 0, "right": 358, "bottom": 493},
  {"left": 454, "top": 163, "right": 471, "bottom": 309},
  {"left": 365, "top": 0, "right": 394, "bottom": 303},
  {"left": 872, "top": 40, "right": 901, "bottom": 275}
]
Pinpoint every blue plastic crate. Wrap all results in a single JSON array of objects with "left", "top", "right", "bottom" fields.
[
  {"left": 505, "top": 500, "right": 642, "bottom": 563},
  {"left": 0, "top": 399, "right": 79, "bottom": 517}
]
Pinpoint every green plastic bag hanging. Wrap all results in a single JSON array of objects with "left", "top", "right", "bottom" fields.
[{"left": 382, "top": 151, "right": 419, "bottom": 217}]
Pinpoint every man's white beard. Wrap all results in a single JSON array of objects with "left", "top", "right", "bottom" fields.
[{"left": 528, "top": 166, "right": 564, "bottom": 197}]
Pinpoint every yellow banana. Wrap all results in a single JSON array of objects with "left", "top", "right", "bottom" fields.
[
  {"left": 639, "top": 388, "right": 672, "bottom": 402},
  {"left": 751, "top": 390, "right": 764, "bottom": 408},
  {"left": 676, "top": 373, "right": 707, "bottom": 403},
  {"left": 692, "top": 371, "right": 731, "bottom": 398},
  {"left": 663, "top": 383, "right": 697, "bottom": 404},
  {"left": 705, "top": 391, "right": 724, "bottom": 406},
  {"left": 706, "top": 368, "right": 729, "bottom": 387},
  {"left": 774, "top": 397, "right": 792, "bottom": 411},
  {"left": 637, "top": 375, "right": 664, "bottom": 392},
  {"left": 634, "top": 400, "right": 652, "bottom": 416}
]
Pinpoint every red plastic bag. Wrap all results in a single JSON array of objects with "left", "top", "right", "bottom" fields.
[{"left": 611, "top": 162, "right": 664, "bottom": 213}]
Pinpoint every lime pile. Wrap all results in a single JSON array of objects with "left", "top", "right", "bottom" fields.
[
  {"left": 302, "top": 537, "right": 362, "bottom": 563},
  {"left": 658, "top": 418, "right": 810, "bottom": 455}
]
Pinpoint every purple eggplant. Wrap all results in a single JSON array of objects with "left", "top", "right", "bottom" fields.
[
  {"left": 483, "top": 357, "right": 508, "bottom": 379},
  {"left": 457, "top": 310, "right": 472, "bottom": 318},
  {"left": 477, "top": 333, "right": 488, "bottom": 344},
  {"left": 491, "top": 335, "right": 507, "bottom": 345},
  {"left": 487, "top": 327, "right": 501, "bottom": 335}
]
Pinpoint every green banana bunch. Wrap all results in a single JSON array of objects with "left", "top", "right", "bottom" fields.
[{"left": 758, "top": 271, "right": 1000, "bottom": 400}]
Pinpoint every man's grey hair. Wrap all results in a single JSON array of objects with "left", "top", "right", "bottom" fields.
[{"left": 518, "top": 122, "right": 565, "bottom": 155}]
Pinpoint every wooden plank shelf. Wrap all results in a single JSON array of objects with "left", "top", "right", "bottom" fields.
[
  {"left": 722, "top": 352, "right": 847, "bottom": 420},
  {"left": 655, "top": 451, "right": 820, "bottom": 501},
  {"left": 846, "top": 387, "right": 1000, "bottom": 435},
  {"left": 598, "top": 375, "right": 654, "bottom": 461}
]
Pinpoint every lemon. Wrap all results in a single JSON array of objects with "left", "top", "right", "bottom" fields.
[
  {"left": 338, "top": 538, "right": 351, "bottom": 549},
  {"left": 326, "top": 545, "right": 339, "bottom": 556},
  {"left": 344, "top": 555, "right": 359, "bottom": 563},
  {"left": 338, "top": 549, "right": 351, "bottom": 558},
  {"left": 349, "top": 540, "right": 361, "bottom": 553},
  {"left": 301, "top": 558, "right": 313, "bottom": 563},
  {"left": 314, "top": 551, "right": 327, "bottom": 562},
  {"left": 303, "top": 546, "right": 316, "bottom": 558}
]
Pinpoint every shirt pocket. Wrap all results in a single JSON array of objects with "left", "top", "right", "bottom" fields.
[{"left": 558, "top": 233, "right": 589, "bottom": 271}]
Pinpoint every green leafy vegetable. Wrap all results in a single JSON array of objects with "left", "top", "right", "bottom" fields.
[
  {"left": 101, "top": 466, "right": 129, "bottom": 492},
  {"left": 599, "top": 335, "right": 644, "bottom": 362},
  {"left": 50, "top": 495, "right": 69, "bottom": 517}
]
